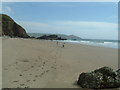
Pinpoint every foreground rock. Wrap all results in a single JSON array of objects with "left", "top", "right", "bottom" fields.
[
  {"left": 0, "top": 14, "right": 29, "bottom": 38},
  {"left": 77, "top": 67, "right": 120, "bottom": 89}
]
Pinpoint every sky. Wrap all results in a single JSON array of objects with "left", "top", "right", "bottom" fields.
[{"left": 1, "top": 2, "right": 118, "bottom": 40}]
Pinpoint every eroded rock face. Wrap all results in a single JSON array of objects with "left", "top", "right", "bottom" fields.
[
  {"left": 77, "top": 67, "right": 120, "bottom": 89},
  {"left": 0, "top": 14, "right": 29, "bottom": 38}
]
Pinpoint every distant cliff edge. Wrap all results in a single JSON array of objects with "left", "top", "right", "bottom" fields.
[
  {"left": 0, "top": 14, "right": 29, "bottom": 38},
  {"left": 37, "top": 34, "right": 67, "bottom": 40}
]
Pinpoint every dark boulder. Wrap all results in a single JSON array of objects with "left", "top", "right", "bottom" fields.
[
  {"left": 116, "top": 69, "right": 120, "bottom": 86},
  {"left": 77, "top": 72, "right": 104, "bottom": 89},
  {"left": 77, "top": 67, "right": 120, "bottom": 89},
  {"left": 0, "top": 14, "right": 29, "bottom": 38},
  {"left": 94, "top": 67, "right": 117, "bottom": 78}
]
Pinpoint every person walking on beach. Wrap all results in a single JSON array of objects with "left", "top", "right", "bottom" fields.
[
  {"left": 62, "top": 44, "right": 64, "bottom": 47},
  {"left": 62, "top": 43, "right": 65, "bottom": 48},
  {"left": 57, "top": 41, "right": 58, "bottom": 46}
]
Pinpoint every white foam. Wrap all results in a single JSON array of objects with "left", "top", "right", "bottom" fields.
[{"left": 55, "top": 40, "right": 118, "bottom": 48}]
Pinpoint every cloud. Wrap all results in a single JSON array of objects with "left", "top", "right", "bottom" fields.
[
  {"left": 17, "top": 21, "right": 118, "bottom": 40},
  {"left": 17, "top": 21, "right": 71, "bottom": 34},
  {"left": 2, "top": 6, "right": 12, "bottom": 14},
  {"left": 108, "top": 16, "right": 118, "bottom": 20},
  {"left": 2, "top": 3, "right": 14, "bottom": 14},
  {"left": 54, "top": 21, "right": 117, "bottom": 29}
]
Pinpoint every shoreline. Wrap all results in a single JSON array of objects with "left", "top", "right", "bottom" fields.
[
  {"left": 54, "top": 39, "right": 118, "bottom": 49},
  {"left": 2, "top": 37, "right": 118, "bottom": 88},
  {"left": 55, "top": 40, "right": 118, "bottom": 49},
  {"left": 2, "top": 36, "right": 119, "bottom": 49}
]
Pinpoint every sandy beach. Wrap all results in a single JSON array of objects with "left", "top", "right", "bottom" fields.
[{"left": 2, "top": 37, "right": 118, "bottom": 89}]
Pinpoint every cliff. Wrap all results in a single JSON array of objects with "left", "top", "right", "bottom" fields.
[{"left": 0, "top": 14, "right": 29, "bottom": 38}]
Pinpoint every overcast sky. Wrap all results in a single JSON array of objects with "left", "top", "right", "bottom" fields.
[{"left": 1, "top": 2, "right": 118, "bottom": 40}]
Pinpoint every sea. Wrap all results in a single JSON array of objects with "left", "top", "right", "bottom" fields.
[
  {"left": 58, "top": 39, "right": 119, "bottom": 49},
  {"left": 28, "top": 33, "right": 119, "bottom": 49}
]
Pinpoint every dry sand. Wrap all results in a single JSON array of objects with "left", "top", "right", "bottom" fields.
[{"left": 2, "top": 37, "right": 119, "bottom": 89}]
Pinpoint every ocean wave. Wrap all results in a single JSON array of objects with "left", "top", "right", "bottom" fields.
[{"left": 55, "top": 40, "right": 118, "bottom": 49}]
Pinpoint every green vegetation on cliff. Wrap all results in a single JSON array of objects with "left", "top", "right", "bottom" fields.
[{"left": 0, "top": 14, "right": 29, "bottom": 38}]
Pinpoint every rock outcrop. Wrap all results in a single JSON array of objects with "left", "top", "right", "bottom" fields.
[
  {"left": 0, "top": 14, "right": 29, "bottom": 38},
  {"left": 77, "top": 67, "right": 120, "bottom": 89},
  {"left": 37, "top": 35, "right": 67, "bottom": 40},
  {"left": 28, "top": 33, "right": 82, "bottom": 40}
]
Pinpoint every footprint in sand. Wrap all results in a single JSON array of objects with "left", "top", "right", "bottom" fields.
[
  {"left": 26, "top": 80, "right": 30, "bottom": 82},
  {"left": 4, "top": 68, "right": 8, "bottom": 70},
  {"left": 42, "top": 67, "right": 44, "bottom": 69},
  {"left": 43, "top": 62, "right": 46, "bottom": 65},
  {"left": 35, "top": 75, "right": 39, "bottom": 78},
  {"left": 35, "top": 60, "right": 38, "bottom": 62},
  {"left": 29, "top": 74, "right": 32, "bottom": 75},
  {"left": 15, "top": 62, "right": 18, "bottom": 65},
  {"left": 39, "top": 71, "right": 46, "bottom": 77},
  {"left": 24, "top": 69, "right": 28, "bottom": 72},
  {"left": 31, "top": 66, "right": 34, "bottom": 68},
  {"left": 21, "top": 59, "right": 29, "bottom": 62},
  {"left": 42, "top": 62, "right": 46, "bottom": 67},
  {"left": 16, "top": 67, "right": 19, "bottom": 70},
  {"left": 46, "top": 70, "right": 50, "bottom": 73},
  {"left": 38, "top": 56, "right": 41, "bottom": 60},
  {"left": 13, "top": 80, "right": 19, "bottom": 83},
  {"left": 19, "top": 74, "right": 22, "bottom": 76},
  {"left": 20, "top": 84, "right": 25, "bottom": 86},
  {"left": 51, "top": 66, "right": 56, "bottom": 69},
  {"left": 38, "top": 65, "right": 41, "bottom": 67},
  {"left": 33, "top": 79, "right": 36, "bottom": 82},
  {"left": 36, "top": 69, "right": 39, "bottom": 71}
]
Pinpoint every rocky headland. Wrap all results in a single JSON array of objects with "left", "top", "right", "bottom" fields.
[{"left": 0, "top": 14, "right": 29, "bottom": 38}]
